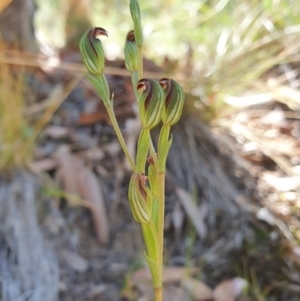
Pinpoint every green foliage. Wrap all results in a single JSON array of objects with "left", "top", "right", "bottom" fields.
[
  {"left": 160, "top": 78, "right": 185, "bottom": 127},
  {"left": 79, "top": 28, "right": 107, "bottom": 76},
  {"left": 128, "top": 173, "right": 151, "bottom": 223},
  {"left": 130, "top": 0, "right": 143, "bottom": 46},
  {"left": 79, "top": 2, "right": 185, "bottom": 299},
  {"left": 137, "top": 79, "right": 165, "bottom": 130},
  {"left": 124, "top": 31, "right": 139, "bottom": 72}
]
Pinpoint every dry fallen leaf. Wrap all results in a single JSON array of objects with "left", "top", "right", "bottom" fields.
[
  {"left": 77, "top": 160, "right": 110, "bottom": 244},
  {"left": 213, "top": 278, "right": 248, "bottom": 301},
  {"left": 54, "top": 146, "right": 79, "bottom": 195},
  {"left": 128, "top": 267, "right": 198, "bottom": 301},
  {"left": 131, "top": 266, "right": 197, "bottom": 285},
  {"left": 30, "top": 158, "right": 57, "bottom": 172},
  {"left": 263, "top": 173, "right": 300, "bottom": 191},
  {"left": 88, "top": 284, "right": 107, "bottom": 298},
  {"left": 79, "top": 110, "right": 109, "bottom": 125},
  {"left": 163, "top": 285, "right": 190, "bottom": 301},
  {"left": 182, "top": 277, "right": 213, "bottom": 300},
  {"left": 45, "top": 126, "right": 70, "bottom": 139},
  {"left": 256, "top": 207, "right": 276, "bottom": 226},
  {"left": 171, "top": 201, "right": 184, "bottom": 232},
  {"left": 0, "top": 0, "right": 13, "bottom": 13},
  {"left": 54, "top": 145, "right": 109, "bottom": 244},
  {"left": 62, "top": 249, "right": 88, "bottom": 273},
  {"left": 124, "top": 118, "right": 141, "bottom": 171},
  {"left": 175, "top": 187, "right": 207, "bottom": 239},
  {"left": 163, "top": 267, "right": 197, "bottom": 284}
]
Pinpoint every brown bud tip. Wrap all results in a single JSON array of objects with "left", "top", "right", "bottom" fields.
[
  {"left": 159, "top": 78, "right": 185, "bottom": 126},
  {"left": 91, "top": 27, "right": 109, "bottom": 39},
  {"left": 126, "top": 30, "right": 135, "bottom": 42},
  {"left": 80, "top": 27, "right": 108, "bottom": 76},
  {"left": 159, "top": 78, "right": 172, "bottom": 107},
  {"left": 147, "top": 156, "right": 155, "bottom": 165},
  {"left": 137, "top": 79, "right": 154, "bottom": 109},
  {"left": 137, "top": 78, "right": 149, "bottom": 92},
  {"left": 138, "top": 174, "right": 148, "bottom": 200},
  {"left": 159, "top": 78, "right": 170, "bottom": 91},
  {"left": 137, "top": 78, "right": 164, "bottom": 129}
]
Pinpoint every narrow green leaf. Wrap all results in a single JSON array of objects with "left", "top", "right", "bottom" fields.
[
  {"left": 158, "top": 134, "right": 173, "bottom": 172},
  {"left": 144, "top": 252, "right": 161, "bottom": 289},
  {"left": 151, "top": 195, "right": 159, "bottom": 233},
  {"left": 141, "top": 222, "right": 160, "bottom": 264},
  {"left": 158, "top": 125, "right": 170, "bottom": 148},
  {"left": 86, "top": 73, "right": 110, "bottom": 105},
  {"left": 148, "top": 161, "right": 157, "bottom": 191},
  {"left": 136, "top": 128, "right": 150, "bottom": 173},
  {"left": 146, "top": 190, "right": 153, "bottom": 215},
  {"left": 132, "top": 71, "right": 139, "bottom": 99},
  {"left": 129, "top": 0, "right": 143, "bottom": 46},
  {"left": 158, "top": 125, "right": 172, "bottom": 171}
]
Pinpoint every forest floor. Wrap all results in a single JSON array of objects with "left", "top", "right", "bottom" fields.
[{"left": 1, "top": 48, "right": 300, "bottom": 301}]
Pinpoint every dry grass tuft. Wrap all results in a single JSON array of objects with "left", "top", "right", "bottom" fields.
[{"left": 0, "top": 52, "right": 33, "bottom": 168}]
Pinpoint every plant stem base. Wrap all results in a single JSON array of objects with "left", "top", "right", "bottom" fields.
[{"left": 154, "top": 287, "right": 162, "bottom": 301}]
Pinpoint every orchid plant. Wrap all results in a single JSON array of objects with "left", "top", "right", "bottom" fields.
[{"left": 79, "top": 1, "right": 185, "bottom": 300}]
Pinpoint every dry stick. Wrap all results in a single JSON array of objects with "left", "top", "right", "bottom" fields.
[{"left": 0, "top": 51, "right": 164, "bottom": 79}]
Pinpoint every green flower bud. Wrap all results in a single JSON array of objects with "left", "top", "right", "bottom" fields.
[
  {"left": 124, "top": 30, "right": 138, "bottom": 72},
  {"left": 159, "top": 78, "right": 185, "bottom": 126},
  {"left": 137, "top": 79, "right": 164, "bottom": 129},
  {"left": 128, "top": 173, "right": 150, "bottom": 223},
  {"left": 79, "top": 27, "right": 108, "bottom": 76},
  {"left": 129, "top": 0, "right": 143, "bottom": 46}
]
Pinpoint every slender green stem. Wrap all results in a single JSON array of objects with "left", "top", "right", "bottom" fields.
[
  {"left": 105, "top": 103, "right": 136, "bottom": 171},
  {"left": 158, "top": 125, "right": 171, "bottom": 172},
  {"left": 151, "top": 195, "right": 159, "bottom": 232},
  {"left": 157, "top": 171, "right": 165, "bottom": 287},
  {"left": 134, "top": 20, "right": 164, "bottom": 301},
  {"left": 155, "top": 125, "right": 172, "bottom": 299},
  {"left": 141, "top": 222, "right": 159, "bottom": 264},
  {"left": 138, "top": 45, "right": 143, "bottom": 80},
  {"left": 132, "top": 71, "right": 139, "bottom": 99},
  {"left": 158, "top": 126, "right": 170, "bottom": 157},
  {"left": 148, "top": 163, "right": 159, "bottom": 232}
]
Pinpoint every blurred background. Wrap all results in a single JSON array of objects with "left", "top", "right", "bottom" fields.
[{"left": 1, "top": 0, "right": 300, "bottom": 300}]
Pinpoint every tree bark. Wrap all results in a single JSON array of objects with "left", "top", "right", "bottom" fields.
[
  {"left": 0, "top": 0, "right": 37, "bottom": 52},
  {"left": 64, "top": 0, "right": 93, "bottom": 50}
]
